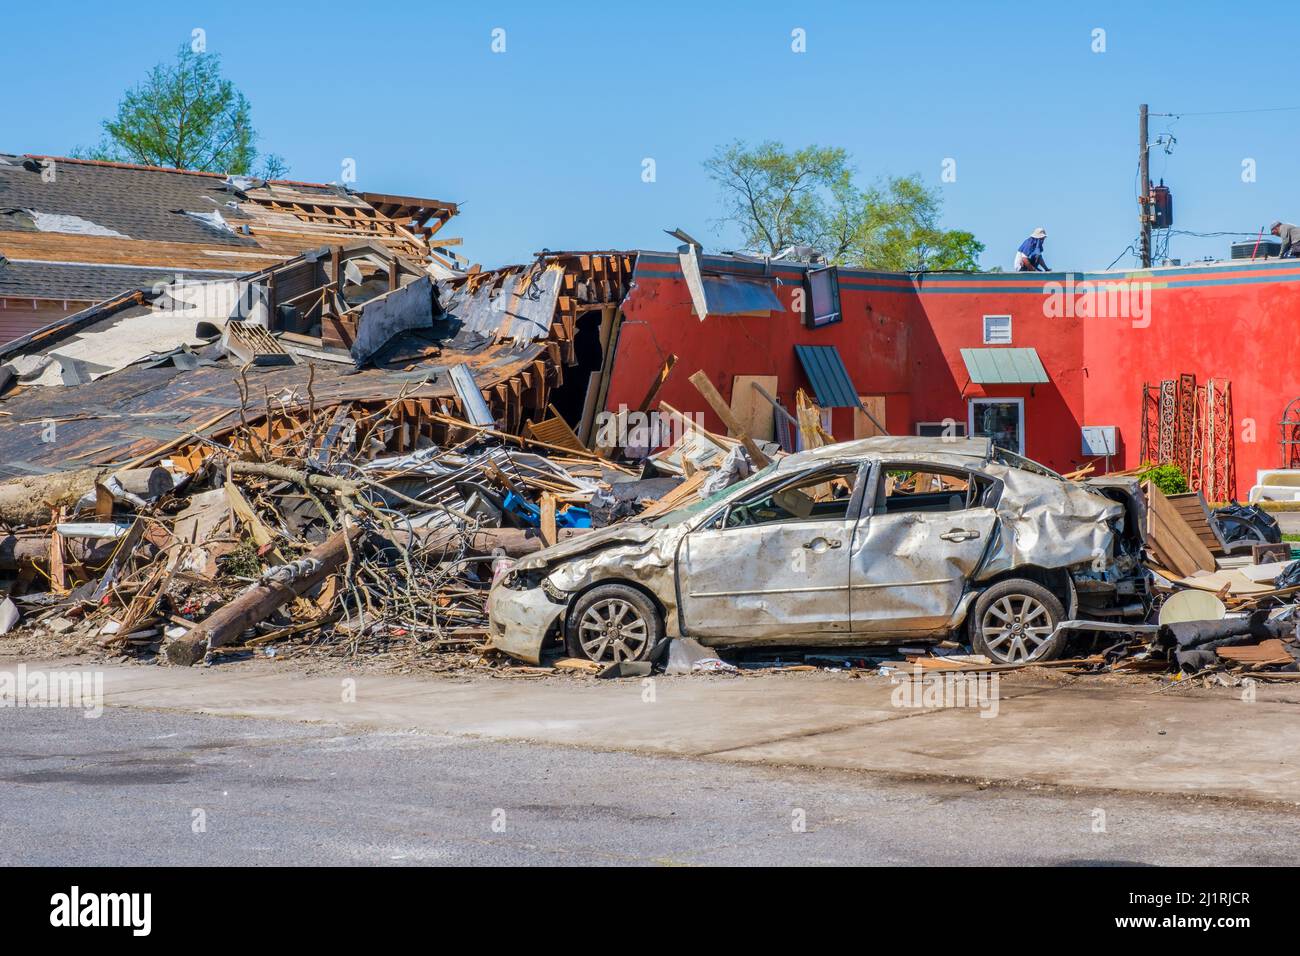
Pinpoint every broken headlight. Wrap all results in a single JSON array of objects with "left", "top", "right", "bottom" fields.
[
  {"left": 501, "top": 569, "right": 546, "bottom": 591},
  {"left": 500, "top": 569, "right": 568, "bottom": 604}
]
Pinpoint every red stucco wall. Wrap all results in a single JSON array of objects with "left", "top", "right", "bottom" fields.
[{"left": 608, "top": 253, "right": 1300, "bottom": 499}]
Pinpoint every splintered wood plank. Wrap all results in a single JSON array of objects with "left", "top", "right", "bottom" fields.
[
  {"left": 639, "top": 471, "right": 709, "bottom": 518},
  {"left": 49, "top": 509, "right": 67, "bottom": 593}
]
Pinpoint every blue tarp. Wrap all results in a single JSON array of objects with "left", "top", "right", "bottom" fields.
[{"left": 502, "top": 492, "right": 592, "bottom": 529}]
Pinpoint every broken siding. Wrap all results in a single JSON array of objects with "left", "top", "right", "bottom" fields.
[{"left": 436, "top": 262, "right": 564, "bottom": 342}]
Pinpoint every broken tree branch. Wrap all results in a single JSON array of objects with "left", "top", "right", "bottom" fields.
[{"left": 165, "top": 521, "right": 362, "bottom": 666}]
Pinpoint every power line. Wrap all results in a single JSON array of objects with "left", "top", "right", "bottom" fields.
[
  {"left": 1152, "top": 105, "right": 1300, "bottom": 117},
  {"left": 1105, "top": 244, "right": 1136, "bottom": 270},
  {"left": 1168, "top": 229, "right": 1262, "bottom": 238}
]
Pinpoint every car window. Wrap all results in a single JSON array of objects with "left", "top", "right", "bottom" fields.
[
  {"left": 648, "top": 462, "right": 778, "bottom": 528},
  {"left": 877, "top": 465, "right": 990, "bottom": 514},
  {"left": 724, "top": 467, "right": 857, "bottom": 529}
]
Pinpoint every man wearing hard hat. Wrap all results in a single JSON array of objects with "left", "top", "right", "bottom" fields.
[{"left": 1014, "top": 227, "right": 1050, "bottom": 271}]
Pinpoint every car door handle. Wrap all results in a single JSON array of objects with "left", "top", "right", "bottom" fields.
[
  {"left": 802, "top": 537, "right": 842, "bottom": 550},
  {"left": 939, "top": 529, "right": 980, "bottom": 542}
]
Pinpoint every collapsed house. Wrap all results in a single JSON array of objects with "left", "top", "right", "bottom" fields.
[
  {"left": 0, "top": 241, "right": 636, "bottom": 477},
  {"left": 0, "top": 153, "right": 461, "bottom": 346}
]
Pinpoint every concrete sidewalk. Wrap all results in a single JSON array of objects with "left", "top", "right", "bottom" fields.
[{"left": 7, "top": 657, "right": 1300, "bottom": 806}]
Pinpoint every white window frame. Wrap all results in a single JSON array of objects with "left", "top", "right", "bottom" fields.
[
  {"left": 968, "top": 397, "right": 1025, "bottom": 454},
  {"left": 982, "top": 314, "right": 1012, "bottom": 345}
]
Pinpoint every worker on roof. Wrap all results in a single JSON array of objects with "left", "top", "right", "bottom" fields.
[
  {"left": 1270, "top": 221, "right": 1300, "bottom": 258},
  {"left": 1014, "top": 228, "right": 1050, "bottom": 272}
]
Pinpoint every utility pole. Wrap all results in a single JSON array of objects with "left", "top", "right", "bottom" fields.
[{"left": 1138, "top": 103, "right": 1151, "bottom": 268}]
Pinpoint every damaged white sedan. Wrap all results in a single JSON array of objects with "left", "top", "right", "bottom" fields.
[{"left": 486, "top": 436, "right": 1150, "bottom": 667}]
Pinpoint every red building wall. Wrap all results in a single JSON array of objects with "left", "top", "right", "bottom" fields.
[{"left": 608, "top": 252, "right": 1300, "bottom": 499}]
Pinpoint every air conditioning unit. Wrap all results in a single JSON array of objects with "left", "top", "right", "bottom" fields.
[{"left": 1232, "top": 238, "right": 1281, "bottom": 259}]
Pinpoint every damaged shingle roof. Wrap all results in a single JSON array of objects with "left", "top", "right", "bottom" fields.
[
  {"left": 0, "top": 155, "right": 268, "bottom": 246},
  {"left": 0, "top": 258, "right": 239, "bottom": 301}
]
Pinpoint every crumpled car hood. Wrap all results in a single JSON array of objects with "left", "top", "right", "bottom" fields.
[{"left": 513, "top": 523, "right": 660, "bottom": 571}]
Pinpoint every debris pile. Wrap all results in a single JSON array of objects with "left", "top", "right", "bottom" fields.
[
  {"left": 0, "top": 356, "right": 792, "bottom": 672},
  {"left": 0, "top": 411, "right": 643, "bottom": 668}
]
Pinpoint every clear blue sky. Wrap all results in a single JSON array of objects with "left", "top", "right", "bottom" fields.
[{"left": 4, "top": 1, "right": 1298, "bottom": 270}]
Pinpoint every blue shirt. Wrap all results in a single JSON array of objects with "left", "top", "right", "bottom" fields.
[{"left": 1018, "top": 236, "right": 1045, "bottom": 258}]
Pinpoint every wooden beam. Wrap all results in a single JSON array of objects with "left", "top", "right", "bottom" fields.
[
  {"left": 540, "top": 493, "right": 557, "bottom": 548},
  {"left": 636, "top": 354, "right": 679, "bottom": 413},
  {"left": 687, "top": 370, "right": 771, "bottom": 468}
]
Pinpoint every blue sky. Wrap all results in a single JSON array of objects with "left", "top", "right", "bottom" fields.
[{"left": 4, "top": 1, "right": 1298, "bottom": 270}]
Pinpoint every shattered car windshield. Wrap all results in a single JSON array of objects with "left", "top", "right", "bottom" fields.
[{"left": 648, "top": 462, "right": 779, "bottom": 528}]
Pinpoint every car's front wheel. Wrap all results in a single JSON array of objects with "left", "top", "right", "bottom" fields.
[
  {"left": 970, "top": 578, "right": 1065, "bottom": 664},
  {"left": 565, "top": 583, "right": 663, "bottom": 664}
]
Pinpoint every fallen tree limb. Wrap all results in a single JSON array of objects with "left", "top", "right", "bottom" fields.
[
  {"left": 0, "top": 468, "right": 109, "bottom": 528},
  {"left": 381, "top": 525, "right": 589, "bottom": 558},
  {"left": 226, "top": 460, "right": 360, "bottom": 493},
  {"left": 0, "top": 466, "right": 174, "bottom": 528},
  {"left": 165, "top": 521, "right": 362, "bottom": 666},
  {"left": 227, "top": 459, "right": 473, "bottom": 523},
  {"left": 0, "top": 533, "right": 118, "bottom": 571}
]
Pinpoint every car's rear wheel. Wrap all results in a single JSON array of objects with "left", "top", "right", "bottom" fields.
[
  {"left": 970, "top": 578, "right": 1065, "bottom": 664},
  {"left": 565, "top": 584, "right": 662, "bottom": 664}
]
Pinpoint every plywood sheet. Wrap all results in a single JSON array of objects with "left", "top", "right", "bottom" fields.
[
  {"left": 1217, "top": 639, "right": 1293, "bottom": 665},
  {"left": 854, "top": 394, "right": 886, "bottom": 439},
  {"left": 729, "top": 375, "right": 778, "bottom": 442}
]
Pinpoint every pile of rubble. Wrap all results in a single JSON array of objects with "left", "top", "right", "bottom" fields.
[
  {"left": 0, "top": 419, "right": 611, "bottom": 669},
  {"left": 0, "top": 372, "right": 778, "bottom": 672}
]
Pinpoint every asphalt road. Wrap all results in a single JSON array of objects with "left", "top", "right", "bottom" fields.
[{"left": 3, "top": 705, "right": 1299, "bottom": 866}]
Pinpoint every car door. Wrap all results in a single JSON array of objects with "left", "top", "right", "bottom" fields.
[
  {"left": 850, "top": 462, "right": 1000, "bottom": 632},
  {"left": 677, "top": 464, "right": 863, "bottom": 639}
]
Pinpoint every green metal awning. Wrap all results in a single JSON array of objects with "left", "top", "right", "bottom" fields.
[
  {"left": 795, "top": 344, "right": 859, "bottom": 408},
  {"left": 959, "top": 347, "right": 1049, "bottom": 384}
]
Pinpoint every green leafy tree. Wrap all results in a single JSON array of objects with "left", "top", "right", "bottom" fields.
[
  {"left": 850, "top": 175, "right": 984, "bottom": 272},
  {"left": 704, "top": 140, "right": 856, "bottom": 257},
  {"left": 76, "top": 46, "right": 286, "bottom": 178},
  {"left": 705, "top": 142, "right": 983, "bottom": 271}
]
